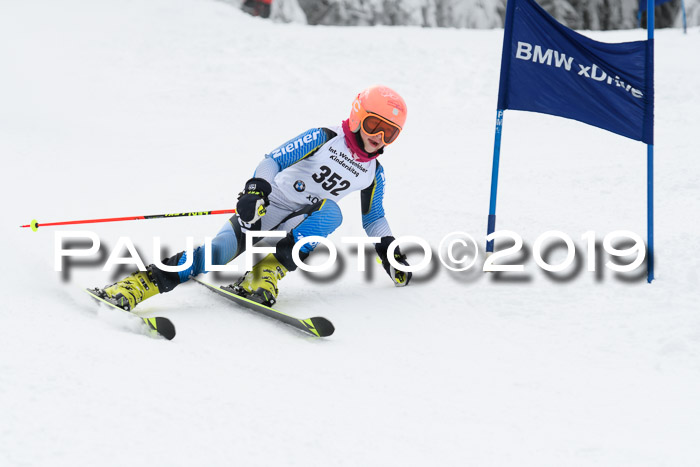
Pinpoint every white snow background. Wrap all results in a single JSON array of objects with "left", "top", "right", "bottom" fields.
[{"left": 2, "top": 0, "right": 700, "bottom": 466}]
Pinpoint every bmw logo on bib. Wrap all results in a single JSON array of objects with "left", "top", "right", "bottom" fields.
[{"left": 294, "top": 180, "right": 306, "bottom": 192}]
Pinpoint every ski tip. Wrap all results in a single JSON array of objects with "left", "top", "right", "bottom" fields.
[
  {"left": 152, "top": 317, "right": 176, "bottom": 340},
  {"left": 310, "top": 317, "right": 335, "bottom": 337}
]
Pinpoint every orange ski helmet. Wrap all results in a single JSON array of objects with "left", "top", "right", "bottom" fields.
[{"left": 349, "top": 85, "right": 407, "bottom": 145}]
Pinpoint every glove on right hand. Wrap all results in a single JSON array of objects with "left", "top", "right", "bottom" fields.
[
  {"left": 236, "top": 178, "right": 272, "bottom": 224},
  {"left": 375, "top": 236, "right": 412, "bottom": 287}
]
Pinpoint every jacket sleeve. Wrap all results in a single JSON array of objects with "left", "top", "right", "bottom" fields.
[
  {"left": 267, "top": 128, "right": 336, "bottom": 170},
  {"left": 252, "top": 127, "right": 336, "bottom": 183},
  {"left": 361, "top": 162, "right": 392, "bottom": 238}
]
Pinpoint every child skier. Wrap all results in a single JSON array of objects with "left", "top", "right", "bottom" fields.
[{"left": 96, "top": 85, "right": 412, "bottom": 310}]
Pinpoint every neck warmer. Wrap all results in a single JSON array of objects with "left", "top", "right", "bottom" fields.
[{"left": 341, "top": 119, "right": 382, "bottom": 162}]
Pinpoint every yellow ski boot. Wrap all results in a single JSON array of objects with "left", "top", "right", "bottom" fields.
[
  {"left": 232, "top": 253, "right": 288, "bottom": 306},
  {"left": 102, "top": 270, "right": 161, "bottom": 311}
]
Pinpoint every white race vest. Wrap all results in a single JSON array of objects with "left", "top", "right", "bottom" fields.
[{"left": 272, "top": 126, "right": 377, "bottom": 206}]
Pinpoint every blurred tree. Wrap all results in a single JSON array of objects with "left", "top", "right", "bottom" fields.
[{"left": 281, "top": 0, "right": 694, "bottom": 29}]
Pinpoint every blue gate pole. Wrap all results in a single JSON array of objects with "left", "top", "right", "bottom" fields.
[
  {"left": 682, "top": 0, "right": 687, "bottom": 34},
  {"left": 647, "top": 0, "right": 655, "bottom": 283},
  {"left": 647, "top": 146, "right": 654, "bottom": 283},
  {"left": 486, "top": 109, "right": 505, "bottom": 253}
]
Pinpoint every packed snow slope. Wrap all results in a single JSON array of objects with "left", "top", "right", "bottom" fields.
[{"left": 2, "top": 1, "right": 700, "bottom": 466}]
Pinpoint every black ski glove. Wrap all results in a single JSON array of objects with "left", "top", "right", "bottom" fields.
[
  {"left": 375, "top": 236, "right": 412, "bottom": 287},
  {"left": 236, "top": 178, "right": 272, "bottom": 226}
]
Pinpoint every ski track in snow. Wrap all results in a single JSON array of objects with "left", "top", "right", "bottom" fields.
[{"left": 1, "top": 1, "right": 700, "bottom": 466}]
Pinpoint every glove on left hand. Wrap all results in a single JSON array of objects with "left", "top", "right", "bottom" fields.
[
  {"left": 375, "top": 236, "right": 412, "bottom": 287},
  {"left": 236, "top": 178, "right": 272, "bottom": 224}
]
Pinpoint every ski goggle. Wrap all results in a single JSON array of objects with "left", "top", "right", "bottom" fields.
[{"left": 361, "top": 113, "right": 402, "bottom": 145}]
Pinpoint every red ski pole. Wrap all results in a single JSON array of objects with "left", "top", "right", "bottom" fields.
[{"left": 20, "top": 209, "right": 237, "bottom": 232}]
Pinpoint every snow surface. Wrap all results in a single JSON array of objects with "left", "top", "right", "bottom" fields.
[{"left": 2, "top": 1, "right": 700, "bottom": 466}]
